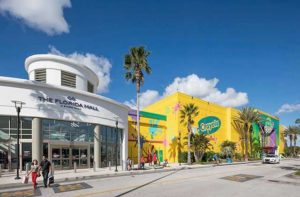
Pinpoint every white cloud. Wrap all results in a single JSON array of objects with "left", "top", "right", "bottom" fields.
[
  {"left": 124, "top": 90, "right": 161, "bottom": 110},
  {"left": 0, "top": 0, "right": 71, "bottom": 35},
  {"left": 124, "top": 74, "right": 249, "bottom": 109},
  {"left": 49, "top": 46, "right": 112, "bottom": 93},
  {"left": 276, "top": 103, "right": 300, "bottom": 114}
]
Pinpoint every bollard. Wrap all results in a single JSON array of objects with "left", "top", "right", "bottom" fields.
[
  {"left": 51, "top": 165, "right": 55, "bottom": 176},
  {"left": 121, "top": 160, "right": 124, "bottom": 171},
  {"left": 0, "top": 164, "right": 2, "bottom": 177},
  {"left": 93, "top": 161, "right": 96, "bottom": 172},
  {"left": 25, "top": 162, "right": 30, "bottom": 175},
  {"left": 74, "top": 162, "right": 77, "bottom": 173},
  {"left": 109, "top": 161, "right": 111, "bottom": 171}
]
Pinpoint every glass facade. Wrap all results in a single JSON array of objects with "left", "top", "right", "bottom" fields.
[
  {"left": 0, "top": 115, "right": 123, "bottom": 169},
  {"left": 0, "top": 116, "right": 32, "bottom": 170},
  {"left": 42, "top": 119, "right": 95, "bottom": 142},
  {"left": 100, "top": 125, "right": 123, "bottom": 167},
  {"left": 0, "top": 116, "right": 32, "bottom": 140}
]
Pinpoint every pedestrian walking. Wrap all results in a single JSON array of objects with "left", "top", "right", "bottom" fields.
[
  {"left": 213, "top": 153, "right": 219, "bottom": 165},
  {"left": 40, "top": 156, "right": 52, "bottom": 188},
  {"left": 153, "top": 152, "right": 157, "bottom": 166},
  {"left": 126, "top": 157, "right": 132, "bottom": 171},
  {"left": 140, "top": 156, "right": 145, "bottom": 169},
  {"left": 26, "top": 159, "right": 40, "bottom": 189},
  {"left": 147, "top": 151, "right": 152, "bottom": 166}
]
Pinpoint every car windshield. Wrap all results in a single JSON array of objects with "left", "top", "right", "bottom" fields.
[{"left": 266, "top": 154, "right": 276, "bottom": 157}]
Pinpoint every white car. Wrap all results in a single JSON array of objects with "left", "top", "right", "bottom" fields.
[{"left": 262, "top": 154, "right": 280, "bottom": 164}]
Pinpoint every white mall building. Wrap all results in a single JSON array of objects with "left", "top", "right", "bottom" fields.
[{"left": 0, "top": 54, "right": 129, "bottom": 170}]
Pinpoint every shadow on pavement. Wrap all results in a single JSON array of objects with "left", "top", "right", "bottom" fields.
[
  {"left": 115, "top": 169, "right": 181, "bottom": 196},
  {"left": 278, "top": 166, "right": 299, "bottom": 171}
]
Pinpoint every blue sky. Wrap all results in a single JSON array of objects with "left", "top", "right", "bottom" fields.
[{"left": 0, "top": 0, "right": 299, "bottom": 128}]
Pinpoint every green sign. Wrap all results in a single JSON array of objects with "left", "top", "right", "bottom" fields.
[{"left": 198, "top": 116, "right": 221, "bottom": 135}]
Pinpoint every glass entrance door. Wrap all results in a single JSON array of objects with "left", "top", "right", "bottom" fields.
[
  {"left": 62, "top": 148, "right": 70, "bottom": 169},
  {"left": 71, "top": 148, "right": 79, "bottom": 168},
  {"left": 51, "top": 147, "right": 61, "bottom": 169},
  {"left": 80, "top": 148, "right": 88, "bottom": 168},
  {"left": 52, "top": 146, "right": 89, "bottom": 170},
  {"left": 71, "top": 147, "right": 88, "bottom": 169}
]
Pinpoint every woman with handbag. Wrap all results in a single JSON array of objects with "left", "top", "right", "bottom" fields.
[{"left": 27, "top": 159, "right": 40, "bottom": 190}]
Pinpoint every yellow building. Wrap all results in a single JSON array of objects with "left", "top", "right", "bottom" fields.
[
  {"left": 128, "top": 110, "right": 167, "bottom": 163},
  {"left": 129, "top": 92, "right": 284, "bottom": 163}
]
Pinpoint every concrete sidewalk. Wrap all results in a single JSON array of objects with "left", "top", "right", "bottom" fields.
[{"left": 0, "top": 161, "right": 260, "bottom": 191}]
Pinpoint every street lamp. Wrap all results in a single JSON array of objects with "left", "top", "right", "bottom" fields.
[
  {"left": 114, "top": 117, "right": 119, "bottom": 172},
  {"left": 11, "top": 100, "right": 25, "bottom": 180}
]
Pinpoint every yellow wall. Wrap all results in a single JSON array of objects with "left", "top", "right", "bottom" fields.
[
  {"left": 279, "top": 124, "right": 286, "bottom": 154},
  {"left": 130, "top": 92, "right": 283, "bottom": 163},
  {"left": 128, "top": 113, "right": 167, "bottom": 164},
  {"left": 143, "top": 92, "right": 244, "bottom": 162}
]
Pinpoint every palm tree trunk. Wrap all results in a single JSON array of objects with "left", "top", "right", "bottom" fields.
[
  {"left": 244, "top": 125, "right": 249, "bottom": 162},
  {"left": 199, "top": 151, "right": 205, "bottom": 162},
  {"left": 293, "top": 135, "right": 297, "bottom": 157},
  {"left": 193, "top": 151, "right": 198, "bottom": 162},
  {"left": 249, "top": 129, "right": 253, "bottom": 158},
  {"left": 187, "top": 127, "right": 191, "bottom": 165},
  {"left": 177, "top": 131, "right": 181, "bottom": 163},
  {"left": 136, "top": 91, "right": 141, "bottom": 168}
]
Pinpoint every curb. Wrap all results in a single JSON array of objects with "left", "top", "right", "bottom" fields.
[{"left": 0, "top": 161, "right": 260, "bottom": 191}]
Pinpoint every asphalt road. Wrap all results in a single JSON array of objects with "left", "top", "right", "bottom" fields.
[{"left": 1, "top": 159, "right": 299, "bottom": 197}]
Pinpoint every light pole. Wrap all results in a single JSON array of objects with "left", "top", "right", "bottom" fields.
[
  {"left": 11, "top": 100, "right": 25, "bottom": 180},
  {"left": 115, "top": 117, "right": 118, "bottom": 172}
]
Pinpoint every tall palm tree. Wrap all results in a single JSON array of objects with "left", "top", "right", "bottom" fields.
[
  {"left": 291, "top": 126, "right": 300, "bottom": 156},
  {"left": 180, "top": 103, "right": 199, "bottom": 165},
  {"left": 284, "top": 126, "right": 295, "bottom": 148},
  {"left": 232, "top": 120, "right": 246, "bottom": 158},
  {"left": 234, "top": 107, "right": 260, "bottom": 162},
  {"left": 124, "top": 46, "right": 151, "bottom": 168}
]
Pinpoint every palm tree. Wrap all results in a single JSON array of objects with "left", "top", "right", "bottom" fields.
[
  {"left": 284, "top": 126, "right": 295, "bottom": 148},
  {"left": 234, "top": 107, "right": 261, "bottom": 162},
  {"left": 295, "top": 118, "right": 300, "bottom": 124},
  {"left": 232, "top": 120, "right": 246, "bottom": 159},
  {"left": 180, "top": 103, "right": 199, "bottom": 165},
  {"left": 284, "top": 126, "right": 300, "bottom": 157},
  {"left": 191, "top": 133, "right": 212, "bottom": 162},
  {"left": 220, "top": 140, "right": 237, "bottom": 159},
  {"left": 292, "top": 126, "right": 300, "bottom": 156},
  {"left": 124, "top": 46, "right": 151, "bottom": 168}
]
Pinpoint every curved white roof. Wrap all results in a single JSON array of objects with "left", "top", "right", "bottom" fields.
[{"left": 25, "top": 54, "right": 99, "bottom": 87}]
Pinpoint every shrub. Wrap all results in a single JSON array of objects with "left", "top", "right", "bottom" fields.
[
  {"left": 202, "top": 151, "right": 215, "bottom": 162},
  {"left": 234, "top": 153, "right": 243, "bottom": 161}
]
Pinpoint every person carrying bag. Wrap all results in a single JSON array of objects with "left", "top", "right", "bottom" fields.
[
  {"left": 26, "top": 159, "right": 40, "bottom": 189},
  {"left": 40, "top": 156, "right": 52, "bottom": 188}
]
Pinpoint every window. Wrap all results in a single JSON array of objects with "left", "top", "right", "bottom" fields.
[
  {"left": 34, "top": 69, "right": 46, "bottom": 83},
  {"left": 61, "top": 71, "right": 76, "bottom": 88},
  {"left": 87, "top": 81, "right": 94, "bottom": 93}
]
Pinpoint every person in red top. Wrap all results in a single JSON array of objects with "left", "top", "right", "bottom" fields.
[
  {"left": 27, "top": 159, "right": 40, "bottom": 190},
  {"left": 140, "top": 155, "right": 145, "bottom": 169},
  {"left": 147, "top": 150, "right": 152, "bottom": 166},
  {"left": 153, "top": 153, "right": 157, "bottom": 166}
]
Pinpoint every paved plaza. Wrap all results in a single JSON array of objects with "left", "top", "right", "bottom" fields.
[{"left": 0, "top": 159, "right": 299, "bottom": 197}]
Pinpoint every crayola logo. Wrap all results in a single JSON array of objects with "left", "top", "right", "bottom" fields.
[{"left": 198, "top": 116, "right": 221, "bottom": 134}]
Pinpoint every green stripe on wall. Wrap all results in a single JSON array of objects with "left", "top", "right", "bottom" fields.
[{"left": 140, "top": 111, "right": 167, "bottom": 121}]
